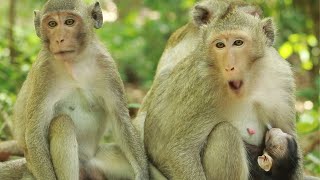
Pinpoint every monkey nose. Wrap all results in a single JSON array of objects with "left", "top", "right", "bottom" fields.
[
  {"left": 225, "top": 67, "right": 235, "bottom": 71},
  {"left": 56, "top": 39, "right": 65, "bottom": 44}
]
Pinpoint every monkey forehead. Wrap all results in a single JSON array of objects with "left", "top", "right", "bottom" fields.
[
  {"left": 209, "top": 30, "right": 252, "bottom": 41},
  {"left": 42, "top": 11, "right": 82, "bottom": 21},
  {"left": 42, "top": 0, "right": 87, "bottom": 15},
  {"left": 209, "top": 11, "right": 260, "bottom": 32}
]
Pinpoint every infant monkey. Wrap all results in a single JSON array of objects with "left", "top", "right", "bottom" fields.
[{"left": 258, "top": 126, "right": 300, "bottom": 179}]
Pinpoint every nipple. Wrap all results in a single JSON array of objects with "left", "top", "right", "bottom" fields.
[{"left": 247, "top": 128, "right": 256, "bottom": 135}]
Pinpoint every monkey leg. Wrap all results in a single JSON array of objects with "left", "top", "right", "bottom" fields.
[
  {"left": 49, "top": 115, "right": 79, "bottom": 180},
  {"left": 85, "top": 143, "right": 167, "bottom": 180},
  {"left": 203, "top": 121, "right": 249, "bottom": 180},
  {"left": 84, "top": 143, "right": 134, "bottom": 180}
]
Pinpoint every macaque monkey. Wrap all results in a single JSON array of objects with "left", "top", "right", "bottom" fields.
[
  {"left": 155, "top": 0, "right": 262, "bottom": 78},
  {"left": 0, "top": 0, "right": 149, "bottom": 179},
  {"left": 134, "top": 1, "right": 304, "bottom": 180},
  {"left": 258, "top": 127, "right": 300, "bottom": 179}
]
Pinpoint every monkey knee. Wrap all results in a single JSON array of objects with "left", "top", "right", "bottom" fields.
[
  {"left": 203, "top": 122, "right": 249, "bottom": 179},
  {"left": 208, "top": 121, "right": 241, "bottom": 141},
  {"left": 213, "top": 121, "right": 238, "bottom": 133},
  {"left": 49, "top": 114, "right": 75, "bottom": 137}
]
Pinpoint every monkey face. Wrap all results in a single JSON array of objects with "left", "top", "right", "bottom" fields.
[
  {"left": 41, "top": 12, "right": 87, "bottom": 61},
  {"left": 264, "top": 128, "right": 290, "bottom": 158},
  {"left": 209, "top": 30, "right": 254, "bottom": 96}
]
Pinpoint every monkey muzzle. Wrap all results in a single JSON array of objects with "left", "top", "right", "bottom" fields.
[{"left": 228, "top": 80, "right": 243, "bottom": 92}]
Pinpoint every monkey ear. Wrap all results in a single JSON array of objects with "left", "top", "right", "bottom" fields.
[
  {"left": 192, "top": 4, "right": 212, "bottom": 27},
  {"left": 34, "top": 10, "right": 41, "bottom": 37},
  {"left": 262, "top": 18, "right": 276, "bottom": 46},
  {"left": 91, "top": 2, "right": 103, "bottom": 29}
]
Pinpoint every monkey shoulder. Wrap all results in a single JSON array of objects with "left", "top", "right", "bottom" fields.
[
  {"left": 156, "top": 23, "right": 200, "bottom": 77},
  {"left": 166, "top": 23, "right": 197, "bottom": 49}
]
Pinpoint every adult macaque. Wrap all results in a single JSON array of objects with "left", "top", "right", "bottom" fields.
[
  {"left": 155, "top": 0, "right": 262, "bottom": 78},
  {"left": 0, "top": 0, "right": 148, "bottom": 179},
  {"left": 135, "top": 1, "right": 303, "bottom": 180}
]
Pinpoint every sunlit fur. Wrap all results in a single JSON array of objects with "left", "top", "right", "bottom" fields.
[
  {"left": 134, "top": 2, "right": 303, "bottom": 180},
  {"left": 0, "top": 0, "right": 149, "bottom": 180}
]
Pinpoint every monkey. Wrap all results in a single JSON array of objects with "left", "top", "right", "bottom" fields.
[
  {"left": 257, "top": 127, "right": 300, "bottom": 180},
  {"left": 0, "top": 0, "right": 149, "bottom": 179},
  {"left": 155, "top": 0, "right": 262, "bottom": 79},
  {"left": 133, "top": 2, "right": 304, "bottom": 180}
]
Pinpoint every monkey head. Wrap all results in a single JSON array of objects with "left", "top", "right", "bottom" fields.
[
  {"left": 192, "top": 3, "right": 275, "bottom": 97},
  {"left": 33, "top": 0, "right": 103, "bottom": 61},
  {"left": 258, "top": 128, "right": 298, "bottom": 173}
]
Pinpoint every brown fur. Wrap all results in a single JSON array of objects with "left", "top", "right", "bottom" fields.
[
  {"left": 136, "top": 2, "right": 303, "bottom": 180},
  {"left": 0, "top": 0, "right": 148, "bottom": 180}
]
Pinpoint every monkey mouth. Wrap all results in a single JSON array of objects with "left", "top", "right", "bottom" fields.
[
  {"left": 228, "top": 80, "right": 243, "bottom": 92},
  {"left": 54, "top": 50, "right": 75, "bottom": 55}
]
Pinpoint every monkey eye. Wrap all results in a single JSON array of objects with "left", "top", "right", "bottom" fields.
[
  {"left": 65, "top": 19, "right": 75, "bottom": 26},
  {"left": 216, "top": 42, "right": 225, "bottom": 48},
  {"left": 233, "top": 40, "right": 244, "bottom": 46},
  {"left": 48, "top": 21, "right": 57, "bottom": 28}
]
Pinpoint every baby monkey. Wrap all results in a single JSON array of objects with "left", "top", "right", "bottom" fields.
[{"left": 258, "top": 125, "right": 300, "bottom": 180}]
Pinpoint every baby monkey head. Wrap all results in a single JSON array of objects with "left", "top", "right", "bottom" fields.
[
  {"left": 34, "top": 0, "right": 103, "bottom": 61},
  {"left": 192, "top": 2, "right": 275, "bottom": 97}
]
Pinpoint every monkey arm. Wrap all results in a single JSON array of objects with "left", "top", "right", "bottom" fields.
[
  {"left": 100, "top": 58, "right": 149, "bottom": 180},
  {"left": 25, "top": 111, "right": 57, "bottom": 180},
  {"left": 23, "top": 65, "right": 57, "bottom": 180}
]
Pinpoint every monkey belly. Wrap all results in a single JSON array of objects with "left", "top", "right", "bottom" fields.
[{"left": 53, "top": 89, "right": 106, "bottom": 158}]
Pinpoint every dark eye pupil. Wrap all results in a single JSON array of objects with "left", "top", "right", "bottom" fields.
[
  {"left": 66, "top": 19, "right": 74, "bottom": 25},
  {"left": 216, "top": 42, "right": 225, "bottom": 48},
  {"left": 234, "top": 40, "right": 243, "bottom": 46},
  {"left": 48, "top": 21, "right": 57, "bottom": 27}
]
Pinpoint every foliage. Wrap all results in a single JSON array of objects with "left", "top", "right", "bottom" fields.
[{"left": 0, "top": 0, "right": 319, "bottom": 176}]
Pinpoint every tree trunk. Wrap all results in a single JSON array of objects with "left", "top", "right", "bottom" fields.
[{"left": 8, "top": 0, "right": 17, "bottom": 64}]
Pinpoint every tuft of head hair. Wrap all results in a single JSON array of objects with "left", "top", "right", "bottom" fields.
[{"left": 191, "top": 0, "right": 263, "bottom": 28}]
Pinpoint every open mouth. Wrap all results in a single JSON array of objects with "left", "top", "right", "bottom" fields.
[
  {"left": 55, "top": 50, "right": 75, "bottom": 55},
  {"left": 228, "top": 80, "right": 243, "bottom": 92}
]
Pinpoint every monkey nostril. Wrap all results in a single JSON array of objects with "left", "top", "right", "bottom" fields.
[
  {"left": 56, "top": 39, "right": 64, "bottom": 44},
  {"left": 225, "top": 67, "right": 235, "bottom": 71}
]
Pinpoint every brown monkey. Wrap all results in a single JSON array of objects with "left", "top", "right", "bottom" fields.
[
  {"left": 134, "top": 2, "right": 303, "bottom": 180},
  {"left": 1, "top": 0, "right": 148, "bottom": 179},
  {"left": 155, "top": 0, "right": 262, "bottom": 79}
]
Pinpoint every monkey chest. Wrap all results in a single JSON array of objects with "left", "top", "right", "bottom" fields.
[
  {"left": 228, "top": 105, "right": 266, "bottom": 146},
  {"left": 53, "top": 89, "right": 106, "bottom": 152}
]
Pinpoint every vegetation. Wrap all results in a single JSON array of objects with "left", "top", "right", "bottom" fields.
[{"left": 0, "top": 0, "right": 319, "bottom": 176}]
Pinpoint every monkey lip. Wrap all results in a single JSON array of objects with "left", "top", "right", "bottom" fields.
[
  {"left": 54, "top": 50, "right": 75, "bottom": 55},
  {"left": 228, "top": 80, "right": 243, "bottom": 92}
]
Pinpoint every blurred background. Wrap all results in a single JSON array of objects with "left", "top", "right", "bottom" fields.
[{"left": 0, "top": 0, "right": 319, "bottom": 176}]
